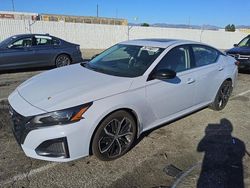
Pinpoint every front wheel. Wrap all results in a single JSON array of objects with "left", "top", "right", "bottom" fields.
[
  {"left": 55, "top": 54, "right": 71, "bottom": 67},
  {"left": 92, "top": 110, "right": 137, "bottom": 161},
  {"left": 209, "top": 80, "right": 232, "bottom": 111}
]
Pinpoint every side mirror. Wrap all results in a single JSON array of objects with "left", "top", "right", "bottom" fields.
[
  {"left": 7, "top": 44, "right": 14, "bottom": 49},
  {"left": 233, "top": 44, "right": 238, "bottom": 47},
  {"left": 150, "top": 69, "right": 176, "bottom": 80}
]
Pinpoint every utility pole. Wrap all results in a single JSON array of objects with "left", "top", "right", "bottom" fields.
[
  {"left": 11, "top": 0, "right": 15, "bottom": 11},
  {"left": 127, "top": 17, "right": 138, "bottom": 40},
  {"left": 97, "top": 4, "right": 99, "bottom": 17},
  {"left": 188, "top": 16, "right": 190, "bottom": 29}
]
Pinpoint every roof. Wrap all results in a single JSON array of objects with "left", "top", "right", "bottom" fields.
[
  {"left": 121, "top": 38, "right": 198, "bottom": 48},
  {"left": 11, "top": 33, "right": 51, "bottom": 38}
]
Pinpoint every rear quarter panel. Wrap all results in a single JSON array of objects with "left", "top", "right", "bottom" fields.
[{"left": 54, "top": 43, "right": 82, "bottom": 63}]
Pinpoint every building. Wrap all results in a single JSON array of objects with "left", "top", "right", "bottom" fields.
[
  {"left": 238, "top": 28, "right": 250, "bottom": 34},
  {"left": 0, "top": 11, "right": 38, "bottom": 20},
  {"left": 39, "top": 13, "right": 128, "bottom": 25},
  {"left": 0, "top": 11, "right": 128, "bottom": 26}
]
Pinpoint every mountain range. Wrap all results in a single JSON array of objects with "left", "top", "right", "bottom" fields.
[{"left": 129, "top": 23, "right": 250, "bottom": 30}]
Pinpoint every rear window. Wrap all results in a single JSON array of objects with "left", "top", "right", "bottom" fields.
[
  {"left": 192, "top": 45, "right": 220, "bottom": 67},
  {"left": 34, "top": 36, "right": 53, "bottom": 46}
]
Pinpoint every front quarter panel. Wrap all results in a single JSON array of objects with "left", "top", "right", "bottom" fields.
[{"left": 85, "top": 82, "right": 156, "bottom": 142}]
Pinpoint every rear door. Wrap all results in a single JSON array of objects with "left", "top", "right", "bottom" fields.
[
  {"left": 31, "top": 35, "right": 58, "bottom": 66},
  {"left": 190, "top": 45, "right": 225, "bottom": 104}
]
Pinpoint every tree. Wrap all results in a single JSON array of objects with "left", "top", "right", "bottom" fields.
[
  {"left": 225, "top": 24, "right": 236, "bottom": 32},
  {"left": 141, "top": 23, "right": 150, "bottom": 27},
  {"left": 230, "top": 24, "right": 236, "bottom": 32}
]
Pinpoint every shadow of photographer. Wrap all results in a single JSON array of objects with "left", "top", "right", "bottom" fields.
[{"left": 197, "top": 118, "right": 246, "bottom": 188}]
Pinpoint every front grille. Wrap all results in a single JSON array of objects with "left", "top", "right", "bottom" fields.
[
  {"left": 228, "top": 53, "right": 250, "bottom": 60},
  {"left": 9, "top": 106, "right": 30, "bottom": 144}
]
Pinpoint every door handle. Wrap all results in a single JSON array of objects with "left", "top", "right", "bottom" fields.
[
  {"left": 219, "top": 66, "right": 224, "bottom": 71},
  {"left": 187, "top": 78, "right": 195, "bottom": 84}
]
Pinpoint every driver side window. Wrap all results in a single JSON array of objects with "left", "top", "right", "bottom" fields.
[
  {"left": 10, "top": 37, "right": 32, "bottom": 48},
  {"left": 156, "top": 45, "right": 191, "bottom": 73}
]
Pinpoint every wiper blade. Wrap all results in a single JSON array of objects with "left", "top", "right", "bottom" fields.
[
  {"left": 80, "top": 62, "right": 105, "bottom": 73},
  {"left": 80, "top": 62, "right": 88, "bottom": 67}
]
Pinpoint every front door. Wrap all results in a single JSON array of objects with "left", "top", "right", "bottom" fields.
[
  {"left": 0, "top": 36, "right": 34, "bottom": 69},
  {"left": 145, "top": 45, "right": 196, "bottom": 126}
]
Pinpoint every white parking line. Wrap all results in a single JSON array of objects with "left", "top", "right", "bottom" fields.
[
  {"left": 0, "top": 162, "right": 59, "bottom": 186},
  {"left": 231, "top": 89, "right": 250, "bottom": 99},
  {"left": 1, "top": 89, "right": 250, "bottom": 186},
  {"left": 237, "top": 90, "right": 250, "bottom": 96}
]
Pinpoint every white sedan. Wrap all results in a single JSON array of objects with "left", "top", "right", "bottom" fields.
[{"left": 8, "top": 39, "right": 238, "bottom": 162}]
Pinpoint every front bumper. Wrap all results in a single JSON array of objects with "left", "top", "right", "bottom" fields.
[
  {"left": 228, "top": 54, "right": 250, "bottom": 70},
  {"left": 10, "top": 110, "right": 92, "bottom": 162},
  {"left": 8, "top": 92, "right": 93, "bottom": 162},
  {"left": 238, "top": 60, "right": 250, "bottom": 70}
]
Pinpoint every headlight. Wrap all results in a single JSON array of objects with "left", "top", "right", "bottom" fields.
[{"left": 27, "top": 102, "right": 92, "bottom": 127}]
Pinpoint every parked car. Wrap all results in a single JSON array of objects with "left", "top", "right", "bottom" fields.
[
  {"left": 0, "top": 34, "right": 82, "bottom": 71},
  {"left": 8, "top": 39, "right": 238, "bottom": 162},
  {"left": 226, "top": 35, "right": 250, "bottom": 70}
]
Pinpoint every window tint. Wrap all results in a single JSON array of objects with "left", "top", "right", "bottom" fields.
[
  {"left": 192, "top": 45, "right": 219, "bottom": 67},
  {"left": 52, "top": 38, "right": 60, "bottom": 45},
  {"left": 156, "top": 46, "right": 191, "bottom": 72},
  {"left": 35, "top": 36, "right": 53, "bottom": 46},
  {"left": 10, "top": 37, "right": 32, "bottom": 48},
  {"left": 238, "top": 36, "right": 250, "bottom": 47}
]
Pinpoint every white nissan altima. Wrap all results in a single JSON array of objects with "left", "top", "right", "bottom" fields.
[{"left": 8, "top": 39, "right": 238, "bottom": 162}]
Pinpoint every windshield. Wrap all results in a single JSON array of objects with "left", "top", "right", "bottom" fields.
[
  {"left": 83, "top": 44, "right": 164, "bottom": 77},
  {"left": 0, "top": 36, "right": 16, "bottom": 47},
  {"left": 238, "top": 36, "right": 250, "bottom": 47}
]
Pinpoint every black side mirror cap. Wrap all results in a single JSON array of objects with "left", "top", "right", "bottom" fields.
[
  {"left": 148, "top": 69, "right": 176, "bottom": 81},
  {"left": 233, "top": 44, "right": 238, "bottom": 47}
]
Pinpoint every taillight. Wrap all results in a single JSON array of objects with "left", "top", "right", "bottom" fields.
[
  {"left": 235, "top": 61, "right": 240, "bottom": 66},
  {"left": 76, "top": 46, "right": 80, "bottom": 51}
]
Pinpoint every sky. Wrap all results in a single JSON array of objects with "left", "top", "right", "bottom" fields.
[{"left": 0, "top": 0, "right": 250, "bottom": 27}]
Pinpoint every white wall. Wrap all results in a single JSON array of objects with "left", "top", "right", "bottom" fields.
[{"left": 0, "top": 19, "right": 247, "bottom": 49}]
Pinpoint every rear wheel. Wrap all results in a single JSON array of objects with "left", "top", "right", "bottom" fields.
[
  {"left": 92, "top": 110, "right": 137, "bottom": 161},
  {"left": 55, "top": 54, "right": 71, "bottom": 67},
  {"left": 209, "top": 80, "right": 232, "bottom": 111}
]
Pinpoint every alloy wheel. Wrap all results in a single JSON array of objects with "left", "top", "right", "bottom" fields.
[
  {"left": 56, "top": 55, "right": 71, "bottom": 67},
  {"left": 98, "top": 117, "right": 134, "bottom": 158},
  {"left": 218, "top": 82, "right": 232, "bottom": 108}
]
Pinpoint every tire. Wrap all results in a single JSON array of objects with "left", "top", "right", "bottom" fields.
[
  {"left": 55, "top": 54, "right": 71, "bottom": 67},
  {"left": 92, "top": 110, "right": 137, "bottom": 161},
  {"left": 209, "top": 80, "right": 232, "bottom": 111}
]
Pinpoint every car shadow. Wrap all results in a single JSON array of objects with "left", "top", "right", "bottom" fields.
[
  {"left": 132, "top": 106, "right": 208, "bottom": 148},
  {"left": 239, "top": 69, "right": 250, "bottom": 74},
  {"left": 197, "top": 118, "right": 246, "bottom": 188}
]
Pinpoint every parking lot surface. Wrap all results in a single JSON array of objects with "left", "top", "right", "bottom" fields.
[{"left": 0, "top": 69, "right": 250, "bottom": 188}]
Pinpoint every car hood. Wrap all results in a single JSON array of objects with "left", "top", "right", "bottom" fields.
[
  {"left": 17, "top": 64, "right": 133, "bottom": 112},
  {"left": 226, "top": 46, "right": 250, "bottom": 55}
]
